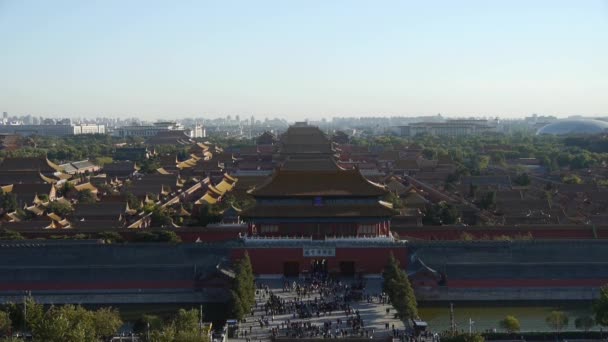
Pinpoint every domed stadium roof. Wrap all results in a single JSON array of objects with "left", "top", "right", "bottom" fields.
[{"left": 536, "top": 119, "right": 608, "bottom": 135}]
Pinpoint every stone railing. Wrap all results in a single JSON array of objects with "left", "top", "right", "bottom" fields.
[
  {"left": 324, "top": 235, "right": 395, "bottom": 243},
  {"left": 241, "top": 235, "right": 313, "bottom": 243},
  {"left": 240, "top": 234, "right": 399, "bottom": 244}
]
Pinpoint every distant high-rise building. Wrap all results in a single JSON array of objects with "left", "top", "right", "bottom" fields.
[
  {"left": 190, "top": 124, "right": 205, "bottom": 138},
  {"left": 2, "top": 112, "right": 7, "bottom": 120},
  {"left": 0, "top": 123, "right": 105, "bottom": 136},
  {"left": 398, "top": 119, "right": 497, "bottom": 137}
]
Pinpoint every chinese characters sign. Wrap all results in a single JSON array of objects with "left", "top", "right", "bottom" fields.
[{"left": 303, "top": 246, "right": 336, "bottom": 257}]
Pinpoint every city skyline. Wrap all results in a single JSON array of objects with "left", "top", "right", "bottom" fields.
[{"left": 1, "top": 0, "right": 607, "bottom": 119}]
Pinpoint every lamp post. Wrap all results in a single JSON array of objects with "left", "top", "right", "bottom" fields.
[{"left": 199, "top": 304, "right": 203, "bottom": 337}]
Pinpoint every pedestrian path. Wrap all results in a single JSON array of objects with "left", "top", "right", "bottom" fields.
[{"left": 230, "top": 278, "right": 406, "bottom": 341}]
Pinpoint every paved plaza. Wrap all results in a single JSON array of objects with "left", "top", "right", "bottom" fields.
[{"left": 230, "top": 277, "right": 407, "bottom": 341}]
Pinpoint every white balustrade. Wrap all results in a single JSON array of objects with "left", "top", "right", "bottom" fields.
[{"left": 240, "top": 234, "right": 395, "bottom": 244}]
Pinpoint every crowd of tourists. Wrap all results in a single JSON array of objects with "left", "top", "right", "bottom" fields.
[
  {"left": 254, "top": 274, "right": 370, "bottom": 339},
  {"left": 235, "top": 274, "right": 435, "bottom": 341}
]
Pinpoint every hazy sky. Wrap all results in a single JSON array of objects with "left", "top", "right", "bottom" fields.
[{"left": 1, "top": 0, "right": 607, "bottom": 120}]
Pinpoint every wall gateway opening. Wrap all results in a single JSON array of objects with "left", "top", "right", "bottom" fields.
[
  {"left": 283, "top": 261, "right": 299, "bottom": 277},
  {"left": 339, "top": 261, "right": 356, "bottom": 276},
  {"left": 310, "top": 259, "right": 328, "bottom": 275}
]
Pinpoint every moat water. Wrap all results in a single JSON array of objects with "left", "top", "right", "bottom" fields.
[{"left": 419, "top": 301, "right": 596, "bottom": 332}]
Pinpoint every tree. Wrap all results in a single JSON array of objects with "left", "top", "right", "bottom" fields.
[
  {"left": 98, "top": 231, "right": 124, "bottom": 243},
  {"left": 382, "top": 252, "right": 418, "bottom": 320},
  {"left": 546, "top": 310, "right": 569, "bottom": 335},
  {"left": 77, "top": 189, "right": 96, "bottom": 204},
  {"left": 0, "top": 189, "right": 17, "bottom": 214},
  {"left": 133, "top": 314, "right": 163, "bottom": 336},
  {"left": 230, "top": 291, "right": 245, "bottom": 320},
  {"left": 570, "top": 153, "right": 593, "bottom": 169},
  {"left": 139, "top": 159, "right": 161, "bottom": 174},
  {"left": 140, "top": 309, "right": 208, "bottom": 342},
  {"left": 594, "top": 285, "right": 608, "bottom": 327},
  {"left": 382, "top": 253, "right": 401, "bottom": 298},
  {"left": 422, "top": 148, "right": 436, "bottom": 160},
  {"left": 0, "top": 311, "right": 12, "bottom": 336},
  {"left": 490, "top": 151, "right": 506, "bottom": 166},
  {"left": 151, "top": 207, "right": 173, "bottom": 227},
  {"left": 173, "top": 308, "right": 205, "bottom": 341},
  {"left": 6, "top": 296, "right": 43, "bottom": 334},
  {"left": 574, "top": 315, "right": 595, "bottom": 332},
  {"left": 446, "top": 172, "right": 460, "bottom": 186},
  {"left": 124, "top": 192, "right": 142, "bottom": 210},
  {"left": 92, "top": 307, "right": 122, "bottom": 339},
  {"left": 232, "top": 252, "right": 255, "bottom": 319},
  {"left": 0, "top": 229, "right": 24, "bottom": 241},
  {"left": 459, "top": 232, "right": 475, "bottom": 241},
  {"left": 173, "top": 309, "right": 199, "bottom": 333},
  {"left": 192, "top": 204, "right": 222, "bottom": 227},
  {"left": 513, "top": 173, "right": 531, "bottom": 186},
  {"left": 156, "top": 230, "right": 182, "bottom": 243},
  {"left": 499, "top": 315, "right": 520, "bottom": 333},
  {"left": 223, "top": 194, "right": 243, "bottom": 209},
  {"left": 477, "top": 191, "right": 496, "bottom": 210},
  {"left": 562, "top": 174, "right": 583, "bottom": 184},
  {"left": 134, "top": 231, "right": 159, "bottom": 242},
  {"left": 149, "top": 322, "right": 177, "bottom": 342},
  {"left": 47, "top": 201, "right": 73, "bottom": 216},
  {"left": 6, "top": 298, "right": 123, "bottom": 342},
  {"left": 95, "top": 156, "right": 113, "bottom": 166},
  {"left": 384, "top": 192, "right": 404, "bottom": 209},
  {"left": 389, "top": 277, "right": 418, "bottom": 320},
  {"left": 59, "top": 182, "right": 78, "bottom": 199},
  {"left": 468, "top": 184, "right": 478, "bottom": 198},
  {"left": 439, "top": 331, "right": 485, "bottom": 342},
  {"left": 133, "top": 231, "right": 181, "bottom": 243},
  {"left": 423, "top": 202, "right": 460, "bottom": 225},
  {"left": 29, "top": 305, "right": 97, "bottom": 342}
]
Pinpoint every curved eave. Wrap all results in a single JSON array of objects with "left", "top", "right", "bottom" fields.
[{"left": 39, "top": 172, "right": 58, "bottom": 184}]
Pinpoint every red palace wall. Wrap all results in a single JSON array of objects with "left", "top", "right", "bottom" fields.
[{"left": 231, "top": 246, "right": 408, "bottom": 275}]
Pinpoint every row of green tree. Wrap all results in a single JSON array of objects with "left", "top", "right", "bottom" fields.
[
  {"left": 0, "top": 228, "right": 183, "bottom": 244},
  {"left": 352, "top": 132, "right": 608, "bottom": 175},
  {"left": 0, "top": 297, "right": 213, "bottom": 342},
  {"left": 0, "top": 298, "right": 122, "bottom": 342}
]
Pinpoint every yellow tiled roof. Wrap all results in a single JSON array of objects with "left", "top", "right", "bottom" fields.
[
  {"left": 215, "top": 180, "right": 234, "bottom": 193},
  {"left": 75, "top": 182, "right": 98, "bottom": 193},
  {"left": 199, "top": 193, "right": 218, "bottom": 204}
]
